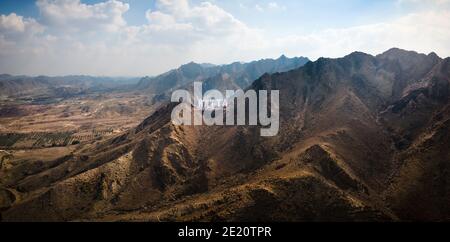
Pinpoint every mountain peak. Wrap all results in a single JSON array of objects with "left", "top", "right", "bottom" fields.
[
  {"left": 377, "top": 47, "right": 420, "bottom": 59},
  {"left": 376, "top": 48, "right": 442, "bottom": 72},
  {"left": 384, "top": 47, "right": 403, "bottom": 53},
  {"left": 428, "top": 52, "right": 440, "bottom": 59},
  {"left": 180, "top": 61, "right": 200, "bottom": 68},
  {"left": 178, "top": 61, "right": 204, "bottom": 72},
  {"left": 278, "top": 54, "right": 287, "bottom": 60},
  {"left": 0, "top": 74, "right": 12, "bottom": 79},
  {"left": 199, "top": 63, "right": 216, "bottom": 68},
  {"left": 345, "top": 51, "right": 373, "bottom": 59}
]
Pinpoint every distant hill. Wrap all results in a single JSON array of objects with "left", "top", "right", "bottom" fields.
[{"left": 0, "top": 75, "right": 140, "bottom": 98}]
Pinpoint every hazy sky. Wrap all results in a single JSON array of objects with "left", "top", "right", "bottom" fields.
[{"left": 1, "top": 0, "right": 449, "bottom": 76}]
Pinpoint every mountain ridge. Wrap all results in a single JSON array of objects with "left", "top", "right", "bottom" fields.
[
  {"left": 1, "top": 48, "right": 449, "bottom": 221},
  {"left": 135, "top": 56, "right": 310, "bottom": 94}
]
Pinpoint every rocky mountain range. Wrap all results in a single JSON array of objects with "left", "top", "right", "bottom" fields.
[
  {"left": 136, "top": 55, "right": 310, "bottom": 103},
  {"left": 1, "top": 48, "right": 449, "bottom": 221},
  {"left": 0, "top": 75, "right": 140, "bottom": 99}
]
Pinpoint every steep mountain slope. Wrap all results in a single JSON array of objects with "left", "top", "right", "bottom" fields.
[
  {"left": 380, "top": 57, "right": 450, "bottom": 221},
  {"left": 1, "top": 48, "right": 449, "bottom": 221}
]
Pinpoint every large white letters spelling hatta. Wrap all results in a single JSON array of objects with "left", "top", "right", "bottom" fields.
[{"left": 171, "top": 82, "right": 279, "bottom": 137}]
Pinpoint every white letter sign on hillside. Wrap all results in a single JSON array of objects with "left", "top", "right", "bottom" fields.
[{"left": 171, "top": 82, "right": 279, "bottom": 137}]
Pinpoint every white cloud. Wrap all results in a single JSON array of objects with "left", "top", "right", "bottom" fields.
[
  {"left": 36, "top": 0, "right": 129, "bottom": 32},
  {"left": 0, "top": 0, "right": 265, "bottom": 76},
  {"left": 0, "top": 13, "right": 43, "bottom": 37},
  {"left": 273, "top": 10, "right": 450, "bottom": 60},
  {"left": 0, "top": 13, "right": 27, "bottom": 32},
  {"left": 253, "top": 2, "right": 285, "bottom": 12},
  {"left": 145, "top": 1, "right": 253, "bottom": 38},
  {"left": 267, "top": 2, "right": 286, "bottom": 11},
  {"left": 255, "top": 4, "right": 264, "bottom": 12},
  {"left": 0, "top": 0, "right": 450, "bottom": 76}
]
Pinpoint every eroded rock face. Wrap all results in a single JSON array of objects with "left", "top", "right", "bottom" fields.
[{"left": 298, "top": 145, "right": 367, "bottom": 193}]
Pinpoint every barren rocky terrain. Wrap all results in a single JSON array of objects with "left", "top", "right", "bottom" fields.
[{"left": 0, "top": 49, "right": 449, "bottom": 221}]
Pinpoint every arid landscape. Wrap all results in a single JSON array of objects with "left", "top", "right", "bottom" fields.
[
  {"left": 1, "top": 0, "right": 450, "bottom": 223},
  {"left": 0, "top": 48, "right": 449, "bottom": 221}
]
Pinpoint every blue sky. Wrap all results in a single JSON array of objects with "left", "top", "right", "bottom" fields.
[
  {"left": 0, "top": 0, "right": 449, "bottom": 76},
  {"left": 0, "top": 0, "right": 409, "bottom": 33}
]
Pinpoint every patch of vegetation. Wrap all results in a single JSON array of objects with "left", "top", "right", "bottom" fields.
[{"left": 0, "top": 133, "right": 27, "bottom": 147}]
